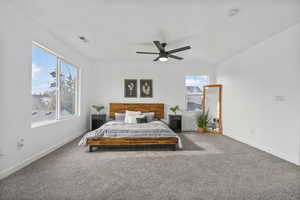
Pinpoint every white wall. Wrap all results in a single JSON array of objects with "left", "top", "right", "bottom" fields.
[
  {"left": 217, "top": 24, "right": 300, "bottom": 165},
  {"left": 89, "top": 60, "right": 217, "bottom": 131},
  {"left": 0, "top": 2, "right": 93, "bottom": 178}
]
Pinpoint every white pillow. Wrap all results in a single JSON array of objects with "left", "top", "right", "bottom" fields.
[
  {"left": 126, "top": 114, "right": 145, "bottom": 124},
  {"left": 126, "top": 115, "right": 136, "bottom": 123},
  {"left": 136, "top": 114, "right": 145, "bottom": 119},
  {"left": 125, "top": 110, "right": 141, "bottom": 116},
  {"left": 125, "top": 110, "right": 142, "bottom": 123}
]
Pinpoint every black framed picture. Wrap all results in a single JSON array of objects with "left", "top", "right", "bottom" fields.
[
  {"left": 124, "top": 79, "right": 137, "bottom": 98},
  {"left": 140, "top": 79, "right": 153, "bottom": 98}
]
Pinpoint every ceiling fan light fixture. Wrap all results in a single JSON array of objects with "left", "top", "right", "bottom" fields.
[
  {"left": 136, "top": 40, "right": 191, "bottom": 62},
  {"left": 159, "top": 56, "right": 168, "bottom": 62},
  {"left": 229, "top": 8, "right": 239, "bottom": 17},
  {"left": 78, "top": 36, "right": 88, "bottom": 43}
]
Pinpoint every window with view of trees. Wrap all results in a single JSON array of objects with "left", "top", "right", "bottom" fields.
[
  {"left": 185, "top": 75, "right": 209, "bottom": 111},
  {"left": 60, "top": 60, "right": 77, "bottom": 117},
  {"left": 32, "top": 43, "right": 79, "bottom": 125}
]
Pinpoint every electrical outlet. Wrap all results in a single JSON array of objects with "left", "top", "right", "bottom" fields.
[{"left": 17, "top": 139, "right": 24, "bottom": 150}]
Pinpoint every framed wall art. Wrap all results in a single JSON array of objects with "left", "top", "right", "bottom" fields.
[
  {"left": 140, "top": 79, "right": 153, "bottom": 98},
  {"left": 124, "top": 79, "right": 137, "bottom": 98}
]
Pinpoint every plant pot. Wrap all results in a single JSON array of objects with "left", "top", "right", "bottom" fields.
[{"left": 196, "top": 127, "right": 205, "bottom": 133}]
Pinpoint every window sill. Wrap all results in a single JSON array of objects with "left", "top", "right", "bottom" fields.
[{"left": 31, "top": 115, "right": 80, "bottom": 128}]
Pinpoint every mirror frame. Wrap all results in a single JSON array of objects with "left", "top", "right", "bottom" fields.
[{"left": 202, "top": 84, "right": 223, "bottom": 134}]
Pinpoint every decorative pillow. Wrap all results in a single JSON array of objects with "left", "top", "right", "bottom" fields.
[
  {"left": 115, "top": 113, "right": 125, "bottom": 121},
  {"left": 125, "top": 110, "right": 141, "bottom": 116},
  {"left": 125, "top": 110, "right": 142, "bottom": 123},
  {"left": 136, "top": 117, "right": 147, "bottom": 123},
  {"left": 126, "top": 115, "right": 136, "bottom": 123},
  {"left": 143, "top": 112, "right": 155, "bottom": 122},
  {"left": 125, "top": 114, "right": 145, "bottom": 124}
]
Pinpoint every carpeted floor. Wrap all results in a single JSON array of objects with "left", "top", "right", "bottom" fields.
[{"left": 0, "top": 133, "right": 299, "bottom": 200}]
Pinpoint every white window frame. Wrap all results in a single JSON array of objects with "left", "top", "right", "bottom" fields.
[
  {"left": 31, "top": 41, "right": 80, "bottom": 128},
  {"left": 185, "top": 75, "right": 209, "bottom": 112}
]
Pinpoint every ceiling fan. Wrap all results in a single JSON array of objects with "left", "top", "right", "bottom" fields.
[{"left": 136, "top": 41, "right": 191, "bottom": 62}]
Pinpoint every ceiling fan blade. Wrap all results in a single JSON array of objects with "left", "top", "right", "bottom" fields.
[
  {"left": 136, "top": 51, "right": 159, "bottom": 55},
  {"left": 167, "top": 46, "right": 191, "bottom": 54},
  {"left": 153, "top": 56, "right": 160, "bottom": 61},
  {"left": 153, "top": 41, "right": 164, "bottom": 52},
  {"left": 168, "top": 54, "right": 183, "bottom": 60}
]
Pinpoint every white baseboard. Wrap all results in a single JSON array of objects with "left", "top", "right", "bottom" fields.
[
  {"left": 223, "top": 133, "right": 300, "bottom": 166},
  {"left": 0, "top": 130, "right": 87, "bottom": 180}
]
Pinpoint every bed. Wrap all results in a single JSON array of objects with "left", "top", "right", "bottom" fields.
[{"left": 79, "top": 103, "right": 180, "bottom": 152}]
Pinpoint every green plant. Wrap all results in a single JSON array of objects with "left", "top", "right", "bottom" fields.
[
  {"left": 91, "top": 105, "right": 104, "bottom": 113},
  {"left": 169, "top": 105, "right": 180, "bottom": 115},
  {"left": 197, "top": 110, "right": 211, "bottom": 128}
]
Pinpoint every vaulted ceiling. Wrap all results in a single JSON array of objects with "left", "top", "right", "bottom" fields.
[{"left": 7, "top": 0, "right": 300, "bottom": 64}]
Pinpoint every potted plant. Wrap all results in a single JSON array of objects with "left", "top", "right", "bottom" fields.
[
  {"left": 169, "top": 105, "right": 180, "bottom": 115},
  {"left": 196, "top": 110, "right": 210, "bottom": 133},
  {"left": 91, "top": 105, "right": 104, "bottom": 114}
]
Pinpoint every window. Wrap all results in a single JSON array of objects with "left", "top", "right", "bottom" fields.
[
  {"left": 185, "top": 75, "right": 209, "bottom": 111},
  {"left": 60, "top": 60, "right": 78, "bottom": 118},
  {"left": 32, "top": 42, "right": 79, "bottom": 126}
]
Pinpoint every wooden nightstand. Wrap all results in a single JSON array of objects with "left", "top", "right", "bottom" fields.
[
  {"left": 91, "top": 114, "right": 106, "bottom": 131},
  {"left": 168, "top": 115, "right": 182, "bottom": 133}
]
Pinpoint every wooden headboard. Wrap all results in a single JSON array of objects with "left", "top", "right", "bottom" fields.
[{"left": 109, "top": 103, "right": 164, "bottom": 119}]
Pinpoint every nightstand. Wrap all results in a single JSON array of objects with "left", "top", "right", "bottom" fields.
[
  {"left": 168, "top": 115, "right": 182, "bottom": 133},
  {"left": 91, "top": 114, "right": 106, "bottom": 131}
]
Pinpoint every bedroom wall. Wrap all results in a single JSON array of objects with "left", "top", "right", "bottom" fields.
[
  {"left": 89, "top": 60, "right": 217, "bottom": 131},
  {"left": 0, "top": 2, "right": 93, "bottom": 179},
  {"left": 216, "top": 24, "right": 300, "bottom": 165}
]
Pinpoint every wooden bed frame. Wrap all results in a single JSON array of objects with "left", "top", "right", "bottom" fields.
[{"left": 87, "top": 103, "right": 178, "bottom": 152}]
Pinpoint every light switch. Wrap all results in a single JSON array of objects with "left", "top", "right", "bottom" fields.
[
  {"left": 275, "top": 96, "right": 285, "bottom": 102},
  {"left": 17, "top": 139, "right": 24, "bottom": 150}
]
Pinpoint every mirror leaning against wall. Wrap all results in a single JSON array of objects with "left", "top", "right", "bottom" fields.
[{"left": 202, "top": 84, "right": 223, "bottom": 134}]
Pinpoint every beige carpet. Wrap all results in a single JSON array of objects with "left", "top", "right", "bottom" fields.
[{"left": 0, "top": 133, "right": 299, "bottom": 200}]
